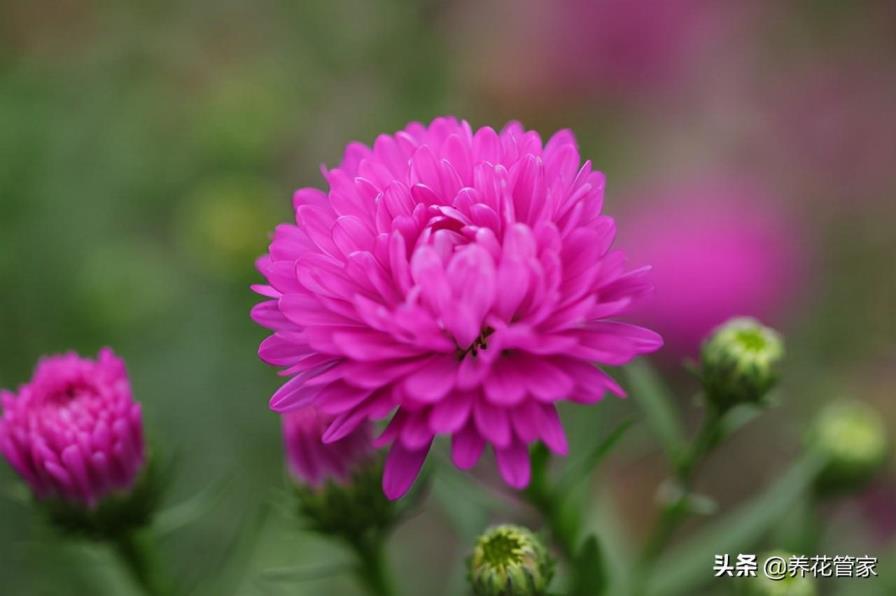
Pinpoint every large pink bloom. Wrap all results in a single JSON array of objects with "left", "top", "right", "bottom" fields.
[
  {"left": 252, "top": 117, "right": 661, "bottom": 499},
  {"left": 0, "top": 349, "right": 145, "bottom": 508},
  {"left": 283, "top": 406, "right": 372, "bottom": 487}
]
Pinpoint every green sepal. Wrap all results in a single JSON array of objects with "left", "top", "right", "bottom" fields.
[{"left": 38, "top": 457, "right": 164, "bottom": 541}]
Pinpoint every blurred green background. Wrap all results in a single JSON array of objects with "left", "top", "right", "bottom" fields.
[{"left": 1, "top": 1, "right": 894, "bottom": 595}]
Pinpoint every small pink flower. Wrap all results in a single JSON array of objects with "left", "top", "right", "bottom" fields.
[
  {"left": 283, "top": 406, "right": 373, "bottom": 487},
  {"left": 0, "top": 349, "right": 145, "bottom": 508},
  {"left": 253, "top": 117, "right": 661, "bottom": 499}
]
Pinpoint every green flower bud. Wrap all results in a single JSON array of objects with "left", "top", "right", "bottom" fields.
[
  {"left": 739, "top": 551, "right": 816, "bottom": 596},
  {"left": 468, "top": 525, "right": 554, "bottom": 596},
  {"left": 294, "top": 458, "right": 404, "bottom": 540},
  {"left": 808, "top": 401, "right": 888, "bottom": 494},
  {"left": 699, "top": 317, "right": 784, "bottom": 409}
]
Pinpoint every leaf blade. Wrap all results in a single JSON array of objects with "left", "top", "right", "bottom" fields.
[{"left": 623, "top": 359, "right": 687, "bottom": 461}]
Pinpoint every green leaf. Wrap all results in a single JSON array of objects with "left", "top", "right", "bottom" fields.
[
  {"left": 557, "top": 419, "right": 634, "bottom": 495},
  {"left": 645, "top": 453, "right": 824, "bottom": 596},
  {"left": 185, "top": 501, "right": 272, "bottom": 596},
  {"left": 256, "top": 563, "right": 350, "bottom": 584},
  {"left": 718, "top": 403, "right": 763, "bottom": 439},
  {"left": 624, "top": 359, "right": 687, "bottom": 461},
  {"left": 568, "top": 535, "right": 607, "bottom": 596},
  {"left": 155, "top": 475, "right": 234, "bottom": 536}
]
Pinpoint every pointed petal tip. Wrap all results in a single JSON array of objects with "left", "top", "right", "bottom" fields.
[{"left": 382, "top": 440, "right": 431, "bottom": 501}]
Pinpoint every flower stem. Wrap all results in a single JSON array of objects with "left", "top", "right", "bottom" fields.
[
  {"left": 525, "top": 444, "right": 595, "bottom": 593},
  {"left": 347, "top": 533, "right": 396, "bottom": 596},
  {"left": 110, "top": 529, "right": 168, "bottom": 596},
  {"left": 640, "top": 404, "right": 724, "bottom": 563}
]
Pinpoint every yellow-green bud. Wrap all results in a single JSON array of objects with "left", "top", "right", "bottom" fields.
[
  {"left": 739, "top": 551, "right": 816, "bottom": 596},
  {"left": 699, "top": 317, "right": 784, "bottom": 409},
  {"left": 808, "top": 401, "right": 888, "bottom": 494},
  {"left": 468, "top": 525, "right": 554, "bottom": 596}
]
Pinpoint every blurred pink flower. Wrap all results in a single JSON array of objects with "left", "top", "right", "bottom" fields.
[
  {"left": 0, "top": 349, "right": 145, "bottom": 508},
  {"left": 283, "top": 406, "right": 373, "bottom": 487},
  {"left": 619, "top": 179, "right": 805, "bottom": 357},
  {"left": 462, "top": 0, "right": 746, "bottom": 104},
  {"left": 252, "top": 117, "right": 661, "bottom": 499}
]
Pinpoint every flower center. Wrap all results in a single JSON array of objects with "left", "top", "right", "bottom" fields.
[
  {"left": 480, "top": 532, "right": 525, "bottom": 569},
  {"left": 733, "top": 328, "right": 768, "bottom": 353},
  {"left": 456, "top": 326, "right": 494, "bottom": 360},
  {"left": 45, "top": 381, "right": 92, "bottom": 405}
]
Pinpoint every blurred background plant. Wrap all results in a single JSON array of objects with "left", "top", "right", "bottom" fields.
[{"left": 1, "top": 1, "right": 894, "bottom": 595}]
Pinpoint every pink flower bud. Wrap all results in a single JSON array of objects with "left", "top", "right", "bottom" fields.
[
  {"left": 282, "top": 406, "right": 373, "bottom": 488},
  {"left": 0, "top": 348, "right": 145, "bottom": 508}
]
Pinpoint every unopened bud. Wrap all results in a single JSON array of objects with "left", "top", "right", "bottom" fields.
[
  {"left": 468, "top": 525, "right": 554, "bottom": 596},
  {"left": 699, "top": 317, "right": 784, "bottom": 409},
  {"left": 0, "top": 349, "right": 159, "bottom": 537},
  {"left": 284, "top": 408, "right": 399, "bottom": 538},
  {"left": 809, "top": 401, "right": 888, "bottom": 494}
]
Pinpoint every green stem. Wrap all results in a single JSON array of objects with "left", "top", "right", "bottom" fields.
[
  {"left": 524, "top": 444, "right": 593, "bottom": 592},
  {"left": 347, "top": 533, "right": 395, "bottom": 596},
  {"left": 110, "top": 529, "right": 167, "bottom": 596},
  {"left": 640, "top": 405, "right": 724, "bottom": 564},
  {"left": 527, "top": 482, "right": 579, "bottom": 562}
]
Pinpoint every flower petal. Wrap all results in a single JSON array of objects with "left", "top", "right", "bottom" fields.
[
  {"left": 495, "top": 439, "right": 531, "bottom": 489},
  {"left": 451, "top": 421, "right": 485, "bottom": 469},
  {"left": 383, "top": 440, "right": 431, "bottom": 500}
]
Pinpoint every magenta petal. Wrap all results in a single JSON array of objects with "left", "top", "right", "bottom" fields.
[
  {"left": 444, "top": 245, "right": 496, "bottom": 346},
  {"left": 429, "top": 391, "right": 473, "bottom": 434},
  {"left": 451, "top": 421, "right": 485, "bottom": 469},
  {"left": 524, "top": 357, "right": 574, "bottom": 402},
  {"left": 373, "top": 410, "right": 406, "bottom": 448},
  {"left": 400, "top": 413, "right": 436, "bottom": 450},
  {"left": 383, "top": 440, "right": 431, "bottom": 500},
  {"left": 457, "top": 356, "right": 489, "bottom": 390},
  {"left": 495, "top": 440, "right": 531, "bottom": 489},
  {"left": 403, "top": 355, "right": 457, "bottom": 402},
  {"left": 269, "top": 375, "right": 322, "bottom": 412},
  {"left": 536, "top": 404, "right": 568, "bottom": 455},
  {"left": 474, "top": 399, "right": 511, "bottom": 447},
  {"left": 321, "top": 410, "right": 367, "bottom": 444},
  {"left": 510, "top": 401, "right": 540, "bottom": 443},
  {"left": 483, "top": 357, "right": 528, "bottom": 406}
]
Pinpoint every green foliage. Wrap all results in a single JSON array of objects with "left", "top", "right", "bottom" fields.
[
  {"left": 567, "top": 535, "right": 607, "bottom": 596},
  {"left": 624, "top": 360, "right": 687, "bottom": 462},
  {"left": 645, "top": 455, "right": 824, "bottom": 596}
]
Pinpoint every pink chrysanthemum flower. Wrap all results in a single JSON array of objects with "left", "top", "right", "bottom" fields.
[
  {"left": 253, "top": 117, "right": 661, "bottom": 499},
  {"left": 0, "top": 349, "right": 145, "bottom": 508},
  {"left": 283, "top": 406, "right": 373, "bottom": 487}
]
